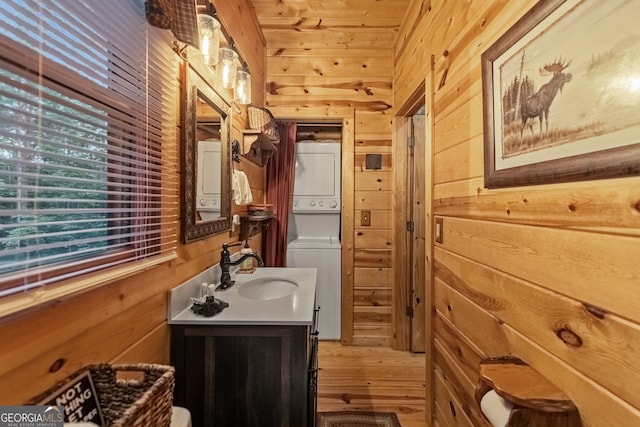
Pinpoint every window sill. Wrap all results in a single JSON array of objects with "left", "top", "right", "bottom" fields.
[{"left": 0, "top": 251, "right": 177, "bottom": 320}]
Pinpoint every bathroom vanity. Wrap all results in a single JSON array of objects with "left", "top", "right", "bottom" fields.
[{"left": 168, "top": 268, "right": 318, "bottom": 427}]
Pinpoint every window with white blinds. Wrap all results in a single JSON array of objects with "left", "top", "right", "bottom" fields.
[{"left": 0, "top": 0, "right": 179, "bottom": 305}]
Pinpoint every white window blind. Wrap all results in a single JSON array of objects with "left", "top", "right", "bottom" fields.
[{"left": 0, "top": 0, "right": 179, "bottom": 301}]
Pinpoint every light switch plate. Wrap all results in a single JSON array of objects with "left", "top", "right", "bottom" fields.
[{"left": 435, "top": 217, "right": 443, "bottom": 244}]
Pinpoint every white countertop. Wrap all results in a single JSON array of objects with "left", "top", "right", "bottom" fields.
[{"left": 168, "top": 267, "right": 317, "bottom": 326}]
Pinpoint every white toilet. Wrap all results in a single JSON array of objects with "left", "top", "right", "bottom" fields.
[{"left": 171, "top": 406, "right": 192, "bottom": 427}]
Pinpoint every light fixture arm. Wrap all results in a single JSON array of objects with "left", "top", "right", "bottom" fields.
[
  {"left": 205, "top": 0, "right": 215, "bottom": 16},
  {"left": 172, "top": 40, "right": 189, "bottom": 59}
]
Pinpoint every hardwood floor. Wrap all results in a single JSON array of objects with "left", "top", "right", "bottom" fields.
[{"left": 316, "top": 341, "right": 430, "bottom": 427}]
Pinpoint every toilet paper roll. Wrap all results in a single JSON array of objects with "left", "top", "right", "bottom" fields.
[{"left": 480, "top": 389, "right": 514, "bottom": 427}]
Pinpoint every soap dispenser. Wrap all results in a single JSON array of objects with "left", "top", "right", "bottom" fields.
[{"left": 239, "top": 240, "right": 255, "bottom": 273}]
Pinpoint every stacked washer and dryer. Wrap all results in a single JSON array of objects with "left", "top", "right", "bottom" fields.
[
  {"left": 195, "top": 139, "right": 221, "bottom": 221},
  {"left": 287, "top": 141, "right": 341, "bottom": 340}
]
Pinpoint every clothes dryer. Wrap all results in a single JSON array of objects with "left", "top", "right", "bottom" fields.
[
  {"left": 196, "top": 139, "right": 221, "bottom": 221},
  {"left": 287, "top": 141, "right": 341, "bottom": 340}
]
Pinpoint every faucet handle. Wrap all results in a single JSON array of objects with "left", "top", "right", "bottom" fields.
[
  {"left": 222, "top": 242, "right": 242, "bottom": 254},
  {"left": 223, "top": 242, "right": 242, "bottom": 249}
]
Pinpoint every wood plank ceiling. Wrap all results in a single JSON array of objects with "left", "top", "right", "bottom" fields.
[
  {"left": 251, "top": 0, "right": 409, "bottom": 48},
  {"left": 250, "top": 0, "right": 411, "bottom": 118}
]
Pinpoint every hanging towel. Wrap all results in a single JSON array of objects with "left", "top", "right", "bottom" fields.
[{"left": 233, "top": 170, "right": 253, "bottom": 205}]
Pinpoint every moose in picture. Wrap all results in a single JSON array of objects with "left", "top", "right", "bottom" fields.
[
  {"left": 501, "top": 53, "right": 577, "bottom": 157},
  {"left": 519, "top": 58, "right": 572, "bottom": 139}
]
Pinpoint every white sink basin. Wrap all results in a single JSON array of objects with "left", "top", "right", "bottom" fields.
[
  {"left": 238, "top": 277, "right": 298, "bottom": 300},
  {"left": 169, "top": 268, "right": 317, "bottom": 325}
]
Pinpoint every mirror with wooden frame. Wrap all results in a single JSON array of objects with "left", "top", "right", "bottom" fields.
[{"left": 181, "top": 62, "right": 232, "bottom": 243}]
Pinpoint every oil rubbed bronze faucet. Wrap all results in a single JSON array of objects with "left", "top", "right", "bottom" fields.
[{"left": 217, "top": 242, "right": 264, "bottom": 290}]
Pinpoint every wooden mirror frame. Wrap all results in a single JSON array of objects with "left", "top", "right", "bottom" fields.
[{"left": 180, "top": 62, "right": 232, "bottom": 243}]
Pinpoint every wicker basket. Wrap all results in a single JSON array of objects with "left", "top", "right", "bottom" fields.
[
  {"left": 247, "top": 105, "right": 280, "bottom": 143},
  {"left": 27, "top": 363, "right": 175, "bottom": 427}
]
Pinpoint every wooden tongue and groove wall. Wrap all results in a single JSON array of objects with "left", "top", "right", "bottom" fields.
[
  {"left": 394, "top": 1, "right": 640, "bottom": 426},
  {"left": 0, "top": 0, "right": 266, "bottom": 405},
  {"left": 252, "top": 0, "right": 410, "bottom": 346}
]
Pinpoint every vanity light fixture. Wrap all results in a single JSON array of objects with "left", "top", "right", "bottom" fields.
[
  {"left": 234, "top": 65, "right": 251, "bottom": 104},
  {"left": 197, "top": 13, "right": 220, "bottom": 66},
  {"left": 197, "top": 2, "right": 251, "bottom": 97}
]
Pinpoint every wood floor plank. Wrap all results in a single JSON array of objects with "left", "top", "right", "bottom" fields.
[{"left": 317, "top": 341, "right": 429, "bottom": 426}]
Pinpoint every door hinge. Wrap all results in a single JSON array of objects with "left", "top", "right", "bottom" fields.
[
  {"left": 406, "top": 306, "right": 414, "bottom": 317},
  {"left": 406, "top": 221, "right": 414, "bottom": 232},
  {"left": 407, "top": 136, "right": 415, "bottom": 147}
]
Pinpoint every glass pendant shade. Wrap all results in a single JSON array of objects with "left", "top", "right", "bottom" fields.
[
  {"left": 219, "top": 47, "right": 238, "bottom": 89},
  {"left": 197, "top": 14, "right": 220, "bottom": 66},
  {"left": 234, "top": 69, "right": 251, "bottom": 104}
]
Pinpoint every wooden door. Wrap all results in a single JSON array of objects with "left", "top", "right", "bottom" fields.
[
  {"left": 392, "top": 111, "right": 427, "bottom": 352},
  {"left": 410, "top": 113, "right": 426, "bottom": 352}
]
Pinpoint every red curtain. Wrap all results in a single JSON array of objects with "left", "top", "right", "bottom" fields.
[{"left": 263, "top": 121, "right": 297, "bottom": 266}]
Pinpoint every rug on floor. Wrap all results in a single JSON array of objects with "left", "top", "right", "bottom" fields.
[{"left": 316, "top": 411, "right": 402, "bottom": 427}]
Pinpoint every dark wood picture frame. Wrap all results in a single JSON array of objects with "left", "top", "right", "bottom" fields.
[
  {"left": 482, "top": 0, "right": 640, "bottom": 188},
  {"left": 180, "top": 61, "right": 232, "bottom": 243}
]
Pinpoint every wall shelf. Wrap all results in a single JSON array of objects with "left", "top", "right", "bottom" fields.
[
  {"left": 241, "top": 129, "right": 277, "bottom": 167},
  {"left": 240, "top": 213, "right": 274, "bottom": 240},
  {"left": 475, "top": 357, "right": 581, "bottom": 426}
]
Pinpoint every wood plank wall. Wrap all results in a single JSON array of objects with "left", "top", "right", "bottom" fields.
[
  {"left": 395, "top": 1, "right": 640, "bottom": 426},
  {"left": 253, "top": 0, "right": 410, "bottom": 346},
  {"left": 0, "top": 0, "right": 266, "bottom": 404}
]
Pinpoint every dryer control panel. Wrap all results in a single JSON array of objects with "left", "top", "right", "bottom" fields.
[{"left": 292, "top": 198, "right": 340, "bottom": 212}]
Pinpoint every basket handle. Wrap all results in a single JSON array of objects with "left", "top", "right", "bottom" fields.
[{"left": 111, "top": 364, "right": 174, "bottom": 386}]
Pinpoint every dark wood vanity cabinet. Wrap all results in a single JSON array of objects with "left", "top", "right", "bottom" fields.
[{"left": 171, "top": 320, "right": 318, "bottom": 427}]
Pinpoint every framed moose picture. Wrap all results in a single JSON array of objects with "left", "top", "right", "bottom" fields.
[{"left": 482, "top": 0, "right": 640, "bottom": 188}]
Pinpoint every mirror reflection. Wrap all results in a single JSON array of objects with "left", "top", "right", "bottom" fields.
[
  {"left": 195, "top": 96, "right": 222, "bottom": 222},
  {"left": 181, "top": 64, "right": 232, "bottom": 243}
]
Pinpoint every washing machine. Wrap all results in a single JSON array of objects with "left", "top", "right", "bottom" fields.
[
  {"left": 196, "top": 139, "right": 221, "bottom": 221},
  {"left": 287, "top": 141, "right": 341, "bottom": 340}
]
